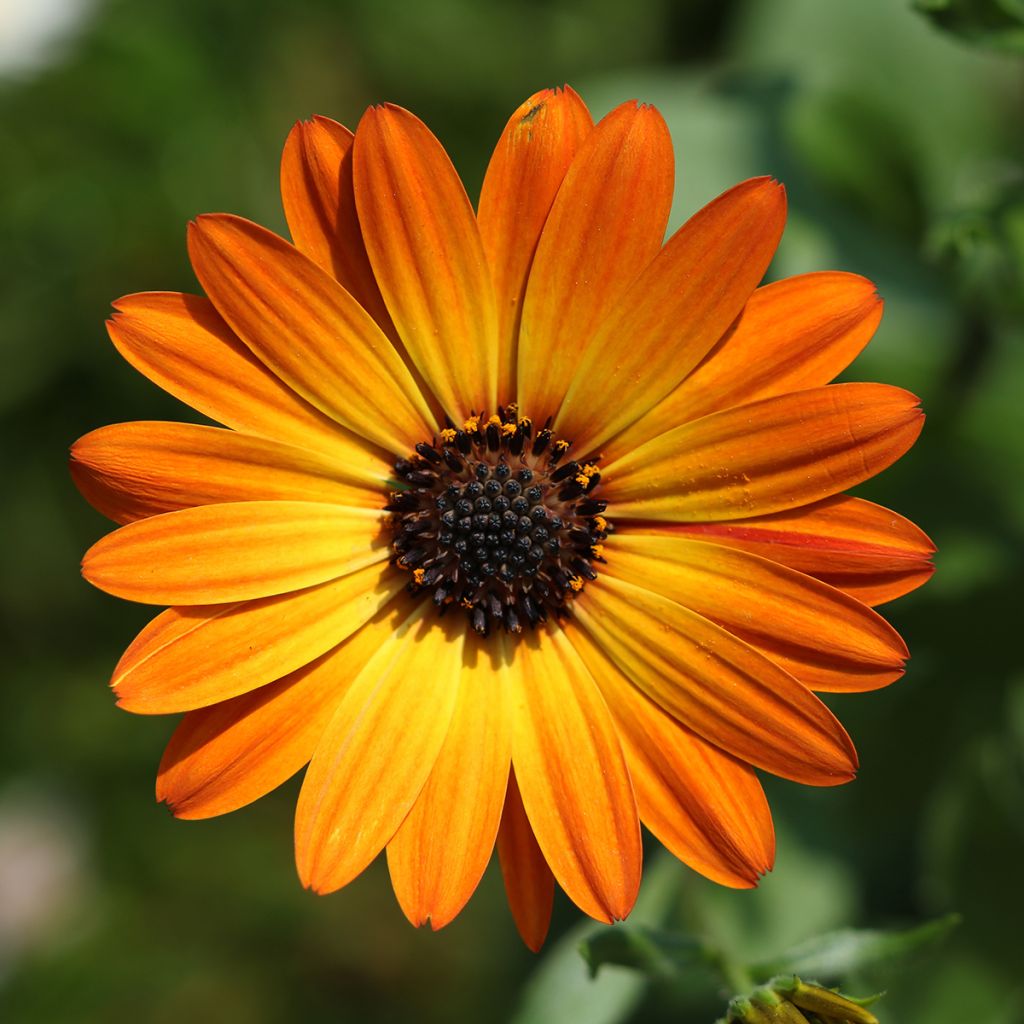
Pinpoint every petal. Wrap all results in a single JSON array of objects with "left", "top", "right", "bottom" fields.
[
  {"left": 603, "top": 383, "right": 924, "bottom": 521},
  {"left": 567, "top": 623, "right": 774, "bottom": 889},
  {"left": 108, "top": 292, "right": 388, "bottom": 473},
  {"left": 605, "top": 272, "right": 884, "bottom": 459},
  {"left": 70, "top": 421, "right": 382, "bottom": 525},
  {"left": 497, "top": 768, "right": 555, "bottom": 952},
  {"left": 604, "top": 533, "right": 908, "bottom": 690},
  {"left": 113, "top": 562, "right": 402, "bottom": 713},
  {"left": 82, "top": 500, "right": 386, "bottom": 605},
  {"left": 354, "top": 104, "right": 498, "bottom": 419},
  {"left": 295, "top": 606, "right": 465, "bottom": 894},
  {"left": 477, "top": 87, "right": 593, "bottom": 403},
  {"left": 187, "top": 214, "right": 435, "bottom": 456},
  {"left": 516, "top": 101, "right": 674, "bottom": 426},
  {"left": 386, "top": 632, "right": 511, "bottom": 929},
  {"left": 280, "top": 116, "right": 395, "bottom": 335},
  {"left": 652, "top": 496, "right": 935, "bottom": 606},
  {"left": 557, "top": 178, "right": 787, "bottom": 456},
  {"left": 509, "top": 624, "right": 641, "bottom": 923},
  {"left": 576, "top": 576, "right": 858, "bottom": 786},
  {"left": 156, "top": 612, "right": 395, "bottom": 819}
]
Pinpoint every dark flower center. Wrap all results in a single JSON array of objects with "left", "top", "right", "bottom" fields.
[{"left": 386, "top": 406, "right": 609, "bottom": 636}]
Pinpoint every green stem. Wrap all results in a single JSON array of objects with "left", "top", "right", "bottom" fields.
[{"left": 708, "top": 948, "right": 755, "bottom": 995}]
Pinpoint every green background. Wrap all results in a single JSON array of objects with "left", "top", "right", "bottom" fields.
[{"left": 2, "top": 0, "right": 1022, "bottom": 1021}]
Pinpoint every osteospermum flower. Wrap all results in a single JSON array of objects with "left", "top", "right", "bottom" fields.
[{"left": 72, "top": 87, "right": 933, "bottom": 949}]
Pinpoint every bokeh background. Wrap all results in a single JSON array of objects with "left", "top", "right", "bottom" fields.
[{"left": 2, "top": 0, "right": 1023, "bottom": 1021}]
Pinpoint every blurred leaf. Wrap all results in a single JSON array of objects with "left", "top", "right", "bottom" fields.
[
  {"left": 579, "top": 925, "right": 708, "bottom": 981},
  {"left": 510, "top": 851, "right": 681, "bottom": 1024},
  {"left": 750, "top": 914, "right": 961, "bottom": 982},
  {"left": 915, "top": 0, "right": 1024, "bottom": 53}
]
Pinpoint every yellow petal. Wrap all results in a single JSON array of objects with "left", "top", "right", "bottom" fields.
[
  {"left": 477, "top": 86, "right": 593, "bottom": 403},
  {"left": 603, "top": 383, "right": 924, "bottom": 521},
  {"left": 516, "top": 100, "right": 674, "bottom": 426},
  {"left": 108, "top": 292, "right": 388, "bottom": 474},
  {"left": 603, "top": 271, "right": 884, "bottom": 460},
  {"left": 558, "top": 177, "right": 787, "bottom": 456},
  {"left": 568, "top": 623, "right": 774, "bottom": 889},
  {"left": 280, "top": 115, "right": 396, "bottom": 336},
  {"left": 156, "top": 612, "right": 396, "bottom": 819},
  {"left": 82, "top": 500, "right": 387, "bottom": 604},
  {"left": 605, "top": 533, "right": 908, "bottom": 683},
  {"left": 187, "top": 214, "right": 435, "bottom": 456},
  {"left": 113, "top": 563, "right": 402, "bottom": 713},
  {"left": 509, "top": 624, "right": 641, "bottom": 923},
  {"left": 295, "top": 607, "right": 465, "bottom": 894},
  {"left": 576, "top": 576, "right": 858, "bottom": 786},
  {"left": 354, "top": 104, "right": 498, "bottom": 419},
  {"left": 70, "top": 421, "right": 382, "bottom": 525},
  {"left": 386, "top": 631, "right": 511, "bottom": 929}
]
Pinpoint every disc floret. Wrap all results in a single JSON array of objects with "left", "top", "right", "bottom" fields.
[{"left": 386, "top": 406, "right": 608, "bottom": 636}]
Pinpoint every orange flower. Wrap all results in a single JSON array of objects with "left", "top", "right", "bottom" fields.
[{"left": 71, "top": 87, "right": 933, "bottom": 949}]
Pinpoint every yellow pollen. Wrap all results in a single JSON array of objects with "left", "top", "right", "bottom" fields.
[
  {"left": 500, "top": 422, "right": 517, "bottom": 437},
  {"left": 462, "top": 415, "right": 480, "bottom": 432},
  {"left": 582, "top": 463, "right": 599, "bottom": 477},
  {"left": 591, "top": 544, "right": 604, "bottom": 559},
  {"left": 439, "top": 427, "right": 456, "bottom": 443},
  {"left": 574, "top": 473, "right": 590, "bottom": 486},
  {"left": 518, "top": 416, "right": 532, "bottom": 432},
  {"left": 460, "top": 597, "right": 474, "bottom": 610},
  {"left": 568, "top": 575, "right": 584, "bottom": 592},
  {"left": 413, "top": 568, "right": 426, "bottom": 585},
  {"left": 594, "top": 515, "right": 608, "bottom": 532},
  {"left": 486, "top": 414, "right": 502, "bottom": 428},
  {"left": 552, "top": 439, "right": 570, "bottom": 457}
]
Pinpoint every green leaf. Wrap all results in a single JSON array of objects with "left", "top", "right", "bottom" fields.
[
  {"left": 750, "top": 914, "right": 962, "bottom": 981},
  {"left": 913, "top": 0, "right": 1024, "bottom": 52}
]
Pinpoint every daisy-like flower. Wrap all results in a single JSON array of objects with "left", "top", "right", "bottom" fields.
[{"left": 72, "top": 87, "right": 933, "bottom": 949}]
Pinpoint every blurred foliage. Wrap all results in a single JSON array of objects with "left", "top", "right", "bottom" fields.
[{"left": 1, "top": 0, "right": 1023, "bottom": 1022}]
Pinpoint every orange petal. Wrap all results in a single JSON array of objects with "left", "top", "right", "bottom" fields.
[
  {"left": 70, "top": 421, "right": 382, "bottom": 525},
  {"left": 108, "top": 292, "right": 388, "bottom": 474},
  {"left": 113, "top": 563, "right": 402, "bottom": 713},
  {"left": 156, "top": 612, "right": 395, "bottom": 819},
  {"left": 295, "top": 607, "right": 465, "bottom": 894},
  {"left": 604, "top": 272, "right": 884, "bottom": 461},
  {"left": 497, "top": 768, "right": 555, "bottom": 952},
  {"left": 386, "top": 632, "right": 511, "bottom": 929},
  {"left": 576, "top": 576, "right": 858, "bottom": 786},
  {"left": 567, "top": 623, "right": 774, "bottom": 889},
  {"left": 280, "top": 116, "right": 395, "bottom": 336},
  {"left": 603, "top": 383, "right": 924, "bottom": 521},
  {"left": 605, "top": 533, "right": 908, "bottom": 691},
  {"left": 187, "top": 214, "right": 435, "bottom": 456},
  {"left": 509, "top": 624, "right": 641, "bottom": 923},
  {"left": 558, "top": 178, "right": 787, "bottom": 456},
  {"left": 477, "top": 87, "right": 593, "bottom": 403},
  {"left": 651, "top": 495, "right": 935, "bottom": 606},
  {"left": 82, "top": 500, "right": 386, "bottom": 605},
  {"left": 516, "top": 100, "right": 674, "bottom": 426},
  {"left": 353, "top": 104, "right": 498, "bottom": 419}
]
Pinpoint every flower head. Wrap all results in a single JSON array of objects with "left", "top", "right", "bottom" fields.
[{"left": 72, "top": 87, "right": 934, "bottom": 949}]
